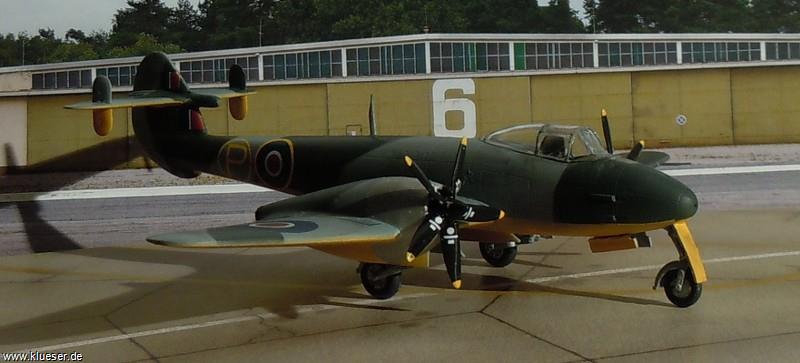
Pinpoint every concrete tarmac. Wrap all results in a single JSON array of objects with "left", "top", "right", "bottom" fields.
[{"left": 1, "top": 171, "right": 800, "bottom": 362}]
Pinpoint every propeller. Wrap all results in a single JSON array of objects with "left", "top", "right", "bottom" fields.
[
  {"left": 601, "top": 109, "right": 614, "bottom": 154},
  {"left": 404, "top": 137, "right": 505, "bottom": 289},
  {"left": 627, "top": 140, "right": 644, "bottom": 161},
  {"left": 601, "top": 109, "right": 646, "bottom": 162}
]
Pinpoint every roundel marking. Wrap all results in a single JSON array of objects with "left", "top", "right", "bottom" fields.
[
  {"left": 247, "top": 220, "right": 318, "bottom": 233},
  {"left": 265, "top": 150, "right": 283, "bottom": 177},
  {"left": 249, "top": 221, "right": 296, "bottom": 229},
  {"left": 255, "top": 139, "right": 294, "bottom": 190}
]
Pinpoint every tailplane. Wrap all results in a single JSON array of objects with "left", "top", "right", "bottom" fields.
[{"left": 65, "top": 52, "right": 254, "bottom": 177}]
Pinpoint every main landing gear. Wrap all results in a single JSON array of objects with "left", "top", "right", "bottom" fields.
[
  {"left": 479, "top": 243, "right": 518, "bottom": 267},
  {"left": 653, "top": 221, "right": 707, "bottom": 308},
  {"left": 358, "top": 263, "right": 403, "bottom": 299}
]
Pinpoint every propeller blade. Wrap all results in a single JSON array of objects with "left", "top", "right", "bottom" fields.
[
  {"left": 406, "top": 213, "right": 444, "bottom": 262},
  {"left": 440, "top": 221, "right": 462, "bottom": 288},
  {"left": 450, "top": 201, "right": 505, "bottom": 223},
  {"left": 627, "top": 140, "right": 644, "bottom": 161},
  {"left": 404, "top": 156, "right": 444, "bottom": 202},
  {"left": 449, "top": 137, "right": 468, "bottom": 195},
  {"left": 601, "top": 109, "right": 614, "bottom": 154}
]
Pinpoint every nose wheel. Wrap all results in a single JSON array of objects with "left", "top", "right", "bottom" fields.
[
  {"left": 657, "top": 263, "right": 702, "bottom": 307},
  {"left": 359, "top": 263, "right": 402, "bottom": 300},
  {"left": 654, "top": 222, "right": 707, "bottom": 308}
]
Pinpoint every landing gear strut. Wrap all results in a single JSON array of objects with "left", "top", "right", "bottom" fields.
[
  {"left": 653, "top": 222, "right": 707, "bottom": 308},
  {"left": 479, "top": 243, "right": 518, "bottom": 267},
  {"left": 359, "top": 263, "right": 402, "bottom": 299}
]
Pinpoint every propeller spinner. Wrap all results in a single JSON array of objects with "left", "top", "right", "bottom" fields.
[{"left": 404, "top": 138, "right": 505, "bottom": 289}]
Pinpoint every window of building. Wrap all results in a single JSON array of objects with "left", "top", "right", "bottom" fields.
[
  {"left": 264, "top": 49, "right": 343, "bottom": 81},
  {"left": 598, "top": 42, "right": 677, "bottom": 67},
  {"left": 96, "top": 65, "right": 138, "bottom": 87},
  {"left": 32, "top": 68, "right": 96, "bottom": 90},
  {"left": 345, "top": 43, "right": 425, "bottom": 77},
  {"left": 180, "top": 56, "right": 259, "bottom": 84},
  {"left": 683, "top": 42, "right": 760, "bottom": 63},
  {"left": 430, "top": 42, "right": 509, "bottom": 73},
  {"left": 766, "top": 42, "right": 800, "bottom": 60},
  {"left": 514, "top": 42, "right": 593, "bottom": 70}
]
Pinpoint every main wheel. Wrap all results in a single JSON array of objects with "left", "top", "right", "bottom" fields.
[
  {"left": 479, "top": 243, "right": 518, "bottom": 267},
  {"left": 662, "top": 268, "right": 702, "bottom": 308},
  {"left": 360, "top": 263, "right": 402, "bottom": 300}
]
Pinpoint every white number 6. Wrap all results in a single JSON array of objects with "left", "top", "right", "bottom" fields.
[{"left": 432, "top": 79, "right": 477, "bottom": 138}]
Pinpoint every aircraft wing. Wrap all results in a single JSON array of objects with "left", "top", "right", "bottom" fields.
[
  {"left": 147, "top": 214, "right": 400, "bottom": 248},
  {"left": 635, "top": 151, "right": 671, "bottom": 168}
]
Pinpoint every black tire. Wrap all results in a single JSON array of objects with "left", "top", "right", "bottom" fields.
[
  {"left": 662, "top": 268, "right": 702, "bottom": 308},
  {"left": 360, "top": 263, "right": 401, "bottom": 300},
  {"left": 479, "top": 243, "right": 518, "bottom": 267}
]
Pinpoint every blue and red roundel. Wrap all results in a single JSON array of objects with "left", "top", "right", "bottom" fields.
[{"left": 255, "top": 139, "right": 294, "bottom": 190}]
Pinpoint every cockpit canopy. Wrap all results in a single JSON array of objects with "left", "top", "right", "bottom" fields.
[{"left": 483, "top": 124, "right": 610, "bottom": 162}]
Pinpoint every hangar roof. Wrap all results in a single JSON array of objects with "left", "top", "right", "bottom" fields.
[{"left": 2, "top": 33, "right": 800, "bottom": 96}]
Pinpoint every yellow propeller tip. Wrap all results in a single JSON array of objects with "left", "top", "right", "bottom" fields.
[
  {"left": 601, "top": 109, "right": 608, "bottom": 117},
  {"left": 499, "top": 210, "right": 506, "bottom": 220},
  {"left": 406, "top": 252, "right": 415, "bottom": 263},
  {"left": 460, "top": 137, "right": 468, "bottom": 146},
  {"left": 452, "top": 280, "right": 462, "bottom": 289},
  {"left": 404, "top": 156, "right": 413, "bottom": 167},
  {"left": 638, "top": 140, "right": 645, "bottom": 148}
]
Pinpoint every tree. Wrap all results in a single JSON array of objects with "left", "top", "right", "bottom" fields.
[
  {"left": 107, "top": 33, "right": 183, "bottom": 58},
  {"left": 166, "top": 0, "right": 203, "bottom": 51},
  {"left": 111, "top": 0, "right": 172, "bottom": 48},
  {"left": 539, "top": 0, "right": 585, "bottom": 33},
  {"left": 752, "top": 0, "right": 800, "bottom": 32}
]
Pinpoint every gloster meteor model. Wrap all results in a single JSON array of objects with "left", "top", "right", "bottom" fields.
[{"left": 67, "top": 53, "right": 706, "bottom": 307}]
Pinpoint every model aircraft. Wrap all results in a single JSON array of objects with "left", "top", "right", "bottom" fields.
[{"left": 66, "top": 52, "right": 706, "bottom": 307}]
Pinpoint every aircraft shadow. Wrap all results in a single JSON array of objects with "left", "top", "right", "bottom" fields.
[
  {"left": 2, "top": 140, "right": 151, "bottom": 253},
  {"left": 0, "top": 246, "right": 371, "bottom": 346},
  {"left": 405, "top": 259, "right": 672, "bottom": 308}
]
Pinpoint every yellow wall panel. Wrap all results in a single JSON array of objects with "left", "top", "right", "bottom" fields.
[
  {"left": 229, "top": 83, "right": 328, "bottom": 136},
  {"left": 473, "top": 76, "right": 532, "bottom": 136},
  {"left": 731, "top": 66, "right": 800, "bottom": 144},
  {"left": 27, "top": 94, "right": 130, "bottom": 169},
  {"left": 327, "top": 80, "right": 432, "bottom": 136},
  {"left": 632, "top": 69, "right": 732, "bottom": 147},
  {"left": 532, "top": 72, "right": 633, "bottom": 149}
]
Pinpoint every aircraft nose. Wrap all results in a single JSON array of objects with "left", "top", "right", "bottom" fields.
[
  {"left": 675, "top": 188, "right": 698, "bottom": 220},
  {"left": 553, "top": 158, "right": 699, "bottom": 225},
  {"left": 614, "top": 161, "right": 699, "bottom": 223}
]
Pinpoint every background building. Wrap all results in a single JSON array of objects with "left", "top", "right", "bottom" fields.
[{"left": 2, "top": 33, "right": 800, "bottom": 171}]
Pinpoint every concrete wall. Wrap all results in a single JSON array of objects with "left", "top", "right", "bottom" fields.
[
  {"left": 0, "top": 97, "right": 27, "bottom": 167},
  {"left": 9, "top": 65, "right": 800, "bottom": 170}
]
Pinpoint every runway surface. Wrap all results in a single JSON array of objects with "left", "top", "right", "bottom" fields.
[{"left": 1, "top": 168, "right": 799, "bottom": 362}]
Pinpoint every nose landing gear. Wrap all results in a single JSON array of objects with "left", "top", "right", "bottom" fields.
[{"left": 654, "top": 221, "right": 707, "bottom": 308}]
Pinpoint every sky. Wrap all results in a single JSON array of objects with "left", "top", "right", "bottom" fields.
[{"left": 0, "top": 0, "right": 586, "bottom": 38}]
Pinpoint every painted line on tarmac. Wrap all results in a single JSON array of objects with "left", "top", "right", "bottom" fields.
[
  {"left": 17, "top": 292, "right": 435, "bottom": 354},
  {"left": 664, "top": 164, "right": 800, "bottom": 177},
  {"left": 0, "top": 184, "right": 271, "bottom": 203},
  {"left": 526, "top": 250, "right": 800, "bottom": 284},
  {"left": 3, "top": 164, "right": 800, "bottom": 203}
]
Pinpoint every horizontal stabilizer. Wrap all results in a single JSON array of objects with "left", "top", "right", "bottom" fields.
[
  {"left": 191, "top": 88, "right": 255, "bottom": 99},
  {"left": 147, "top": 214, "right": 400, "bottom": 248},
  {"left": 65, "top": 97, "right": 186, "bottom": 110}
]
